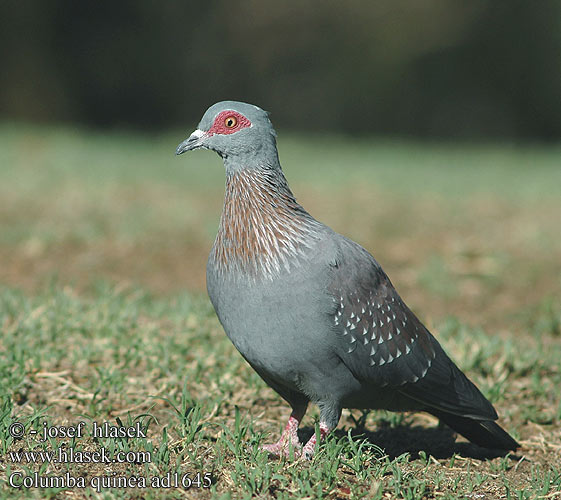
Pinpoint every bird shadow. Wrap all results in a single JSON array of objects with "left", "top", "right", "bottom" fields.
[{"left": 298, "top": 421, "right": 519, "bottom": 460}]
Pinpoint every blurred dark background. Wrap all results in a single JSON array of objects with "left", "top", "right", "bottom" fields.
[{"left": 1, "top": 0, "right": 561, "bottom": 139}]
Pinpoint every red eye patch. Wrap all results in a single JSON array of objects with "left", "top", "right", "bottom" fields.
[{"left": 208, "top": 111, "right": 252, "bottom": 135}]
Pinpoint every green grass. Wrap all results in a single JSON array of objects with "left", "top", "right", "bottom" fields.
[
  {"left": 1, "top": 286, "right": 560, "bottom": 499},
  {"left": 0, "top": 123, "right": 560, "bottom": 498}
]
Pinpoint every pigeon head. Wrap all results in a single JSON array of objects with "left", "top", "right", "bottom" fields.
[{"left": 176, "top": 101, "right": 278, "bottom": 168}]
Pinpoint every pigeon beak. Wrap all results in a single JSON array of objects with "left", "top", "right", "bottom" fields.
[{"left": 175, "top": 129, "right": 207, "bottom": 155}]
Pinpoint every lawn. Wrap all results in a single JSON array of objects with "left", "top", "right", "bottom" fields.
[{"left": 0, "top": 124, "right": 560, "bottom": 499}]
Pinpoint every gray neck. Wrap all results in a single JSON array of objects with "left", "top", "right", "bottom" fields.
[{"left": 221, "top": 133, "right": 281, "bottom": 173}]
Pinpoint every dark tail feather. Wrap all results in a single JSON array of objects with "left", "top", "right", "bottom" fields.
[{"left": 431, "top": 411, "right": 519, "bottom": 451}]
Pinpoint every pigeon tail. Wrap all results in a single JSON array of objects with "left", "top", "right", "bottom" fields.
[{"left": 431, "top": 410, "right": 519, "bottom": 451}]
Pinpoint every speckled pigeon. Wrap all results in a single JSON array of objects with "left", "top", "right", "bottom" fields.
[{"left": 176, "top": 101, "right": 519, "bottom": 458}]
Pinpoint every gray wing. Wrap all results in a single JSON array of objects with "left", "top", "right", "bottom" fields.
[{"left": 328, "top": 236, "right": 497, "bottom": 420}]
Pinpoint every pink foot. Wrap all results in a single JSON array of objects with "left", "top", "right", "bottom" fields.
[{"left": 261, "top": 414, "right": 302, "bottom": 458}]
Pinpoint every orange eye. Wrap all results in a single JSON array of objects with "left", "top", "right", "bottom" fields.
[{"left": 224, "top": 116, "right": 237, "bottom": 128}]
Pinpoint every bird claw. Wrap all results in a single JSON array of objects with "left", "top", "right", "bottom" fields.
[
  {"left": 260, "top": 440, "right": 302, "bottom": 459},
  {"left": 260, "top": 438, "right": 319, "bottom": 460},
  {"left": 261, "top": 421, "right": 329, "bottom": 460}
]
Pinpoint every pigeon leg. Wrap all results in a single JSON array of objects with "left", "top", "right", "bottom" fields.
[
  {"left": 301, "top": 422, "right": 331, "bottom": 459},
  {"left": 261, "top": 408, "right": 306, "bottom": 457}
]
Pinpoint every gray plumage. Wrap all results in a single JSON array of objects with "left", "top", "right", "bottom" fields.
[{"left": 176, "top": 101, "right": 519, "bottom": 457}]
